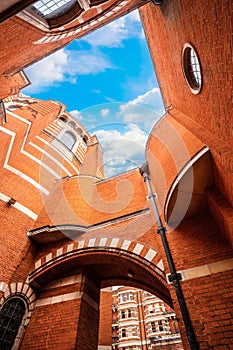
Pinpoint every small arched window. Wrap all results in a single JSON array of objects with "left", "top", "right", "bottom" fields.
[
  {"left": 59, "top": 131, "right": 76, "bottom": 149},
  {"left": 0, "top": 298, "right": 26, "bottom": 349}
]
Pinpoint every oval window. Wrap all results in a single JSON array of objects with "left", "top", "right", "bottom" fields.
[{"left": 182, "top": 43, "right": 202, "bottom": 94}]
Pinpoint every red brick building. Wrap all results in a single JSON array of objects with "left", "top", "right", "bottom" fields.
[
  {"left": 0, "top": 1, "right": 232, "bottom": 350},
  {"left": 111, "top": 286, "right": 183, "bottom": 349}
]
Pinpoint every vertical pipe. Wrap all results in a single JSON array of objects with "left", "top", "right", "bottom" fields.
[{"left": 140, "top": 164, "right": 199, "bottom": 350}]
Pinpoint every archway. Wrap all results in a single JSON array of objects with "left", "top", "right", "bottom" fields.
[{"left": 22, "top": 241, "right": 171, "bottom": 350}]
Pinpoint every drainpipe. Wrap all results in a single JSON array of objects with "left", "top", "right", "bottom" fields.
[
  {"left": 0, "top": 100, "right": 6, "bottom": 124},
  {"left": 139, "top": 162, "right": 199, "bottom": 350}
]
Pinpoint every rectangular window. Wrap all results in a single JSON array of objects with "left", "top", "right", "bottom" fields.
[
  {"left": 151, "top": 321, "right": 156, "bottom": 333},
  {"left": 148, "top": 304, "right": 153, "bottom": 314},
  {"left": 128, "top": 326, "right": 132, "bottom": 336},
  {"left": 155, "top": 302, "right": 161, "bottom": 313},
  {"left": 126, "top": 293, "right": 130, "bottom": 301},
  {"left": 121, "top": 310, "right": 125, "bottom": 319},
  {"left": 122, "top": 328, "right": 126, "bottom": 337},
  {"left": 158, "top": 320, "right": 163, "bottom": 331},
  {"left": 120, "top": 293, "right": 124, "bottom": 302},
  {"left": 128, "top": 309, "right": 131, "bottom": 318}
]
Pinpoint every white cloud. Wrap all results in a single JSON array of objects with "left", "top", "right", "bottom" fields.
[
  {"left": 69, "top": 109, "right": 83, "bottom": 120},
  {"left": 81, "top": 10, "right": 143, "bottom": 48},
  {"left": 100, "top": 109, "right": 109, "bottom": 117},
  {"left": 24, "top": 48, "right": 113, "bottom": 93},
  {"left": 95, "top": 124, "right": 147, "bottom": 177},
  {"left": 66, "top": 50, "right": 113, "bottom": 76},
  {"left": 24, "top": 49, "right": 68, "bottom": 93},
  {"left": 23, "top": 10, "right": 146, "bottom": 94},
  {"left": 118, "top": 88, "right": 165, "bottom": 130}
]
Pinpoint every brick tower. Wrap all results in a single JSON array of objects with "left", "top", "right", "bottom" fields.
[{"left": 0, "top": 1, "right": 232, "bottom": 350}]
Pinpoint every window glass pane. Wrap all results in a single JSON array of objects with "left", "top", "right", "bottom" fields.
[
  {"left": 33, "top": 0, "right": 74, "bottom": 18},
  {"left": 0, "top": 298, "right": 26, "bottom": 349},
  {"left": 59, "top": 131, "right": 76, "bottom": 149}
]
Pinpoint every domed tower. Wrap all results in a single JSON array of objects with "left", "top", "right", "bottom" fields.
[{"left": 0, "top": 95, "right": 104, "bottom": 349}]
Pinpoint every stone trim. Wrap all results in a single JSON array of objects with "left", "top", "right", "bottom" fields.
[
  {"left": 35, "top": 290, "right": 99, "bottom": 311},
  {"left": 166, "top": 258, "right": 233, "bottom": 283},
  {"left": 35, "top": 291, "right": 82, "bottom": 307},
  {"left": 0, "top": 192, "right": 38, "bottom": 220}
]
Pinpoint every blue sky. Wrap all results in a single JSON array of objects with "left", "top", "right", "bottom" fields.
[{"left": 23, "top": 10, "right": 165, "bottom": 177}]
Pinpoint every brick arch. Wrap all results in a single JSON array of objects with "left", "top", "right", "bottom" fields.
[
  {"left": 28, "top": 237, "right": 169, "bottom": 302},
  {"left": 32, "top": 237, "right": 164, "bottom": 275},
  {"left": 0, "top": 282, "right": 36, "bottom": 323}
]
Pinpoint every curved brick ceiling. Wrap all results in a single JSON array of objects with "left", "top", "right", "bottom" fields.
[{"left": 19, "top": 0, "right": 149, "bottom": 42}]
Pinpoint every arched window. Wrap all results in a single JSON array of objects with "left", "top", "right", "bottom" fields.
[
  {"left": 0, "top": 298, "right": 26, "bottom": 349},
  {"left": 59, "top": 131, "right": 76, "bottom": 149}
]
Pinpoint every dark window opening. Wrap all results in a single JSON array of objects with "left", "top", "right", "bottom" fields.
[
  {"left": 158, "top": 320, "right": 163, "bottom": 332},
  {"left": 0, "top": 298, "right": 26, "bottom": 349},
  {"left": 151, "top": 321, "right": 156, "bottom": 333}
]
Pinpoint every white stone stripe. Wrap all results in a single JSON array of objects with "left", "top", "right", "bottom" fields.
[
  {"left": 35, "top": 35, "right": 49, "bottom": 43},
  {"left": 178, "top": 258, "right": 233, "bottom": 282},
  {"left": 29, "top": 141, "right": 72, "bottom": 176},
  {"left": 99, "top": 238, "right": 107, "bottom": 247},
  {"left": 56, "top": 248, "right": 63, "bottom": 257},
  {"left": 46, "top": 124, "right": 61, "bottom": 133},
  {"left": 157, "top": 259, "right": 164, "bottom": 271},
  {"left": 0, "top": 193, "right": 38, "bottom": 220},
  {"left": 133, "top": 243, "right": 143, "bottom": 255},
  {"left": 35, "top": 291, "right": 82, "bottom": 307},
  {"left": 78, "top": 240, "right": 84, "bottom": 249},
  {"left": 67, "top": 243, "right": 74, "bottom": 252},
  {"left": 144, "top": 249, "right": 157, "bottom": 262},
  {"left": 45, "top": 275, "right": 82, "bottom": 289},
  {"left": 121, "top": 240, "right": 131, "bottom": 250},
  {"left": 88, "top": 238, "right": 96, "bottom": 247},
  {"left": 21, "top": 149, "right": 61, "bottom": 179},
  {"left": 83, "top": 292, "right": 99, "bottom": 312},
  {"left": 110, "top": 238, "right": 119, "bottom": 247},
  {"left": 35, "top": 260, "right": 41, "bottom": 269},
  {"left": 6, "top": 164, "right": 49, "bottom": 195},
  {"left": 0, "top": 282, "right": 7, "bottom": 292},
  {"left": 46, "top": 253, "right": 52, "bottom": 263},
  {"left": 0, "top": 126, "right": 49, "bottom": 195},
  {"left": 36, "top": 136, "right": 79, "bottom": 174}
]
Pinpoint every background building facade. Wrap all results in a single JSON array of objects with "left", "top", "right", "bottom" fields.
[{"left": 111, "top": 287, "right": 183, "bottom": 350}]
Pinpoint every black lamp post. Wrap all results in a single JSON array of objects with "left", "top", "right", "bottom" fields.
[{"left": 139, "top": 162, "right": 199, "bottom": 350}]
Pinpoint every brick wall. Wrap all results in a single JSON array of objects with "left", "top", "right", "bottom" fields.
[
  {"left": 21, "top": 270, "right": 100, "bottom": 350},
  {"left": 140, "top": 1, "right": 232, "bottom": 207},
  {"left": 98, "top": 289, "right": 113, "bottom": 347}
]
